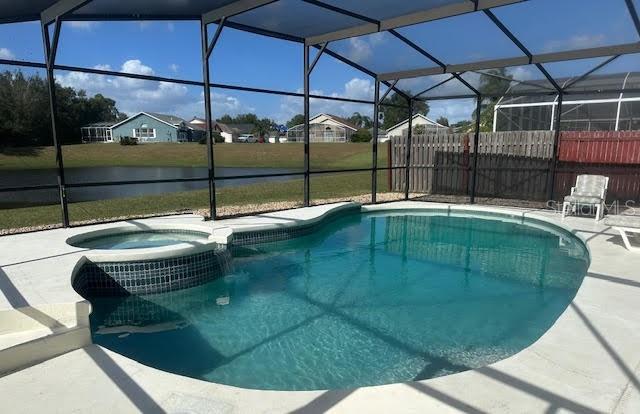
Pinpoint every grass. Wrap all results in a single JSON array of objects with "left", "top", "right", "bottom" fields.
[
  {"left": 0, "top": 142, "right": 390, "bottom": 170},
  {"left": 1, "top": 171, "right": 396, "bottom": 231}
]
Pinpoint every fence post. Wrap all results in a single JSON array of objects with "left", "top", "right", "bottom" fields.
[
  {"left": 387, "top": 140, "right": 392, "bottom": 191},
  {"left": 404, "top": 100, "right": 414, "bottom": 200},
  {"left": 470, "top": 97, "right": 482, "bottom": 203},
  {"left": 547, "top": 93, "right": 563, "bottom": 201},
  {"left": 371, "top": 80, "right": 380, "bottom": 203}
]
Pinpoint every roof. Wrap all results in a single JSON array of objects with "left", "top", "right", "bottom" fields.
[
  {"left": 3, "top": 1, "right": 639, "bottom": 101},
  {"left": 82, "top": 121, "right": 118, "bottom": 128},
  {"left": 214, "top": 122, "right": 254, "bottom": 135},
  {"left": 146, "top": 112, "right": 186, "bottom": 125},
  {"left": 110, "top": 112, "right": 184, "bottom": 130},
  {"left": 310, "top": 113, "right": 359, "bottom": 131},
  {"left": 227, "top": 123, "right": 255, "bottom": 135},
  {"left": 386, "top": 114, "right": 448, "bottom": 133}
]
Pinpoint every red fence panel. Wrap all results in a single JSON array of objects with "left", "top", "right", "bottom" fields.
[{"left": 559, "top": 131, "right": 640, "bottom": 164}]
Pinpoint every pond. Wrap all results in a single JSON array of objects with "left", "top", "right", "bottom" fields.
[{"left": 0, "top": 166, "right": 296, "bottom": 206}]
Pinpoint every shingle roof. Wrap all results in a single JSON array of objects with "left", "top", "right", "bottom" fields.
[
  {"left": 84, "top": 121, "right": 118, "bottom": 128},
  {"left": 323, "top": 114, "right": 360, "bottom": 130},
  {"left": 146, "top": 112, "right": 186, "bottom": 125},
  {"left": 214, "top": 122, "right": 255, "bottom": 135}
]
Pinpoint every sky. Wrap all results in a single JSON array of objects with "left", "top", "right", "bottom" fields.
[{"left": 0, "top": 0, "right": 637, "bottom": 125}]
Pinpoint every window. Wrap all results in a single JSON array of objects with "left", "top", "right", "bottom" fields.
[{"left": 133, "top": 127, "right": 156, "bottom": 140}]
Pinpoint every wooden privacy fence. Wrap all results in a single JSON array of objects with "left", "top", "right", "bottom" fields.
[
  {"left": 389, "top": 131, "right": 555, "bottom": 200},
  {"left": 389, "top": 130, "right": 640, "bottom": 202}
]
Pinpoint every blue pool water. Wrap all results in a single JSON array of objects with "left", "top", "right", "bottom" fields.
[
  {"left": 89, "top": 211, "right": 589, "bottom": 390},
  {"left": 73, "top": 230, "right": 209, "bottom": 250}
]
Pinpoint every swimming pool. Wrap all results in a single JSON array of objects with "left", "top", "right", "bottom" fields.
[{"left": 89, "top": 210, "right": 589, "bottom": 390}]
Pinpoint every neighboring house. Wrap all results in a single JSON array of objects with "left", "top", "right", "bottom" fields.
[
  {"left": 385, "top": 114, "right": 449, "bottom": 139},
  {"left": 109, "top": 112, "right": 203, "bottom": 143},
  {"left": 186, "top": 118, "right": 258, "bottom": 143},
  {"left": 81, "top": 121, "right": 117, "bottom": 143},
  {"left": 287, "top": 113, "right": 359, "bottom": 143}
]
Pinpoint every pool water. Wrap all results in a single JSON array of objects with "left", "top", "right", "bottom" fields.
[
  {"left": 89, "top": 211, "right": 589, "bottom": 390},
  {"left": 74, "top": 230, "right": 209, "bottom": 249}
]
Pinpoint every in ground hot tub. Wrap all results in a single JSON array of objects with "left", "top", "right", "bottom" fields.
[
  {"left": 68, "top": 229, "right": 211, "bottom": 250},
  {"left": 68, "top": 224, "right": 230, "bottom": 297}
]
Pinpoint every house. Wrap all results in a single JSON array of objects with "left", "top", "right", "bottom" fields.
[
  {"left": 385, "top": 114, "right": 449, "bottom": 140},
  {"left": 212, "top": 122, "right": 255, "bottom": 143},
  {"left": 188, "top": 118, "right": 257, "bottom": 143},
  {"left": 109, "top": 112, "right": 204, "bottom": 143},
  {"left": 286, "top": 113, "right": 359, "bottom": 143}
]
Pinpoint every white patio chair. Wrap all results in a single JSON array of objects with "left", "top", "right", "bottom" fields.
[
  {"left": 604, "top": 214, "right": 640, "bottom": 252},
  {"left": 561, "top": 174, "right": 609, "bottom": 222}
]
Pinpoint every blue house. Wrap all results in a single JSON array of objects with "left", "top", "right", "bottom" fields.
[{"left": 110, "top": 112, "right": 203, "bottom": 143}]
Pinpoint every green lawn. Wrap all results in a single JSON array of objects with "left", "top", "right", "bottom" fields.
[
  {"left": 0, "top": 142, "right": 389, "bottom": 170},
  {"left": 1, "top": 171, "right": 395, "bottom": 231}
]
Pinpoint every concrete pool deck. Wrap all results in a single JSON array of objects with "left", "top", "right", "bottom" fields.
[{"left": 0, "top": 201, "right": 639, "bottom": 413}]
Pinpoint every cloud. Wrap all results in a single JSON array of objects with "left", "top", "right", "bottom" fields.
[
  {"left": 344, "top": 32, "right": 386, "bottom": 64},
  {"left": 0, "top": 47, "right": 15, "bottom": 59},
  {"left": 346, "top": 37, "right": 373, "bottom": 62},
  {"left": 277, "top": 77, "right": 377, "bottom": 124},
  {"left": 428, "top": 99, "right": 476, "bottom": 124},
  {"left": 56, "top": 59, "right": 200, "bottom": 119},
  {"left": 507, "top": 66, "right": 535, "bottom": 82},
  {"left": 169, "top": 63, "right": 179, "bottom": 73},
  {"left": 66, "top": 21, "right": 100, "bottom": 31},
  {"left": 344, "top": 78, "right": 375, "bottom": 100},
  {"left": 543, "top": 34, "right": 606, "bottom": 53}
]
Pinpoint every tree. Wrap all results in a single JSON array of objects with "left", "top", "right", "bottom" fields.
[
  {"left": 348, "top": 112, "right": 372, "bottom": 129},
  {"left": 286, "top": 114, "right": 305, "bottom": 128},
  {"left": 477, "top": 69, "right": 513, "bottom": 132},
  {"left": 436, "top": 116, "right": 449, "bottom": 127},
  {"left": 216, "top": 113, "right": 259, "bottom": 125},
  {"left": 0, "top": 70, "right": 126, "bottom": 147},
  {"left": 350, "top": 128, "right": 372, "bottom": 142},
  {"left": 252, "top": 117, "right": 274, "bottom": 141},
  {"left": 479, "top": 69, "right": 512, "bottom": 103},
  {"left": 380, "top": 90, "right": 429, "bottom": 129}
]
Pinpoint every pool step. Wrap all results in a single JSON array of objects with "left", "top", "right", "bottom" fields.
[{"left": 0, "top": 302, "right": 92, "bottom": 376}]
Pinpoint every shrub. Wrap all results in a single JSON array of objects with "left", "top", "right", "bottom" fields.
[
  {"left": 198, "top": 132, "right": 225, "bottom": 144},
  {"left": 351, "top": 128, "right": 372, "bottom": 143},
  {"left": 119, "top": 136, "right": 138, "bottom": 146}
]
